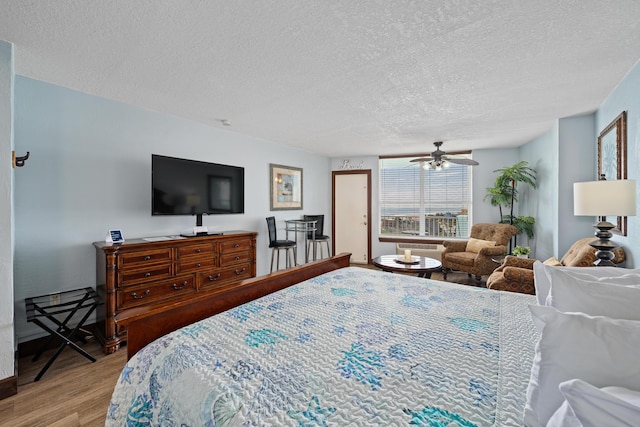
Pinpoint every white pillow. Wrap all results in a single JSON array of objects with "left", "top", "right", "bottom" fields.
[
  {"left": 545, "top": 268, "right": 640, "bottom": 320},
  {"left": 547, "top": 379, "right": 640, "bottom": 427},
  {"left": 533, "top": 261, "right": 640, "bottom": 305},
  {"left": 546, "top": 399, "right": 580, "bottom": 427},
  {"left": 523, "top": 305, "right": 640, "bottom": 426}
]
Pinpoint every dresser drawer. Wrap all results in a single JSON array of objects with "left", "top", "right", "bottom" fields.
[
  {"left": 178, "top": 257, "right": 216, "bottom": 273},
  {"left": 220, "top": 238, "right": 253, "bottom": 254},
  {"left": 178, "top": 243, "right": 214, "bottom": 258},
  {"left": 220, "top": 251, "right": 252, "bottom": 267},
  {"left": 198, "top": 264, "right": 253, "bottom": 291},
  {"left": 116, "top": 276, "right": 196, "bottom": 310},
  {"left": 118, "top": 264, "right": 173, "bottom": 287},
  {"left": 119, "top": 248, "right": 172, "bottom": 268}
]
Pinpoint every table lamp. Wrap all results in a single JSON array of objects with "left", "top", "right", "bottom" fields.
[{"left": 573, "top": 178, "right": 636, "bottom": 266}]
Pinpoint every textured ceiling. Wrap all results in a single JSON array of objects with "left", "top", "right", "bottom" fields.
[{"left": 2, "top": 1, "right": 640, "bottom": 157}]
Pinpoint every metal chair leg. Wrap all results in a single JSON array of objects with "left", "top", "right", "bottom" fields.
[{"left": 270, "top": 248, "right": 276, "bottom": 273}]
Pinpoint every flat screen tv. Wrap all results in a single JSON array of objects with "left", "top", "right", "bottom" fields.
[{"left": 152, "top": 154, "right": 245, "bottom": 224}]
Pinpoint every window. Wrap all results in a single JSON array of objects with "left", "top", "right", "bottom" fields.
[{"left": 379, "top": 155, "right": 473, "bottom": 238}]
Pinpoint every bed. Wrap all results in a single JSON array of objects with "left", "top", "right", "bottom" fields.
[{"left": 106, "top": 254, "right": 539, "bottom": 426}]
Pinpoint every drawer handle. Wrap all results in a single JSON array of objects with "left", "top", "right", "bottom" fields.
[
  {"left": 208, "top": 273, "right": 221, "bottom": 282},
  {"left": 196, "top": 263, "right": 201, "bottom": 268},
  {"left": 144, "top": 272, "right": 152, "bottom": 277},
  {"left": 172, "top": 281, "right": 187, "bottom": 290},
  {"left": 144, "top": 256, "right": 151, "bottom": 261},
  {"left": 131, "top": 289, "right": 150, "bottom": 299},
  {"left": 235, "top": 256, "right": 240, "bottom": 261},
  {"left": 235, "top": 268, "right": 246, "bottom": 275},
  {"left": 196, "top": 249, "right": 201, "bottom": 253},
  {"left": 234, "top": 243, "right": 240, "bottom": 248}
]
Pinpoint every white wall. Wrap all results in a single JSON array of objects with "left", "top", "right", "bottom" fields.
[
  {"left": 13, "top": 77, "right": 331, "bottom": 343},
  {"left": 0, "top": 41, "right": 15, "bottom": 380}
]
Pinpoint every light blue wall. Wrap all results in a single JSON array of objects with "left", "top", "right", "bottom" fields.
[
  {"left": 13, "top": 77, "right": 331, "bottom": 343},
  {"left": 519, "top": 59, "right": 640, "bottom": 266},
  {"left": 0, "top": 41, "right": 15, "bottom": 380},
  {"left": 521, "top": 124, "right": 558, "bottom": 259},
  {"left": 557, "top": 114, "right": 598, "bottom": 254},
  {"left": 472, "top": 149, "right": 521, "bottom": 224},
  {"left": 519, "top": 114, "right": 613, "bottom": 262},
  {"left": 597, "top": 60, "right": 640, "bottom": 267}
]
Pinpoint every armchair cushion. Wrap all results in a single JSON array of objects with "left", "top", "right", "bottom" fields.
[
  {"left": 465, "top": 238, "right": 496, "bottom": 253},
  {"left": 543, "top": 257, "right": 562, "bottom": 266}
]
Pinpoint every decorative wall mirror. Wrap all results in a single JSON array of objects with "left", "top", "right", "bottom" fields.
[{"left": 597, "top": 111, "right": 627, "bottom": 235}]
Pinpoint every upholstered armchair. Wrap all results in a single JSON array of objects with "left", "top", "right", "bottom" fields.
[
  {"left": 442, "top": 223, "right": 518, "bottom": 284},
  {"left": 486, "top": 237, "right": 626, "bottom": 294},
  {"left": 485, "top": 256, "right": 537, "bottom": 294}
]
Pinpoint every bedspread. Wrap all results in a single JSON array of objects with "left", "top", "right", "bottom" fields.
[{"left": 106, "top": 267, "right": 537, "bottom": 426}]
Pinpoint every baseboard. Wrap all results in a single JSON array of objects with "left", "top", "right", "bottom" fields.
[{"left": 0, "top": 373, "right": 17, "bottom": 400}]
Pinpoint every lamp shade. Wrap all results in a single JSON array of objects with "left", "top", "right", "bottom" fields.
[{"left": 574, "top": 179, "right": 637, "bottom": 217}]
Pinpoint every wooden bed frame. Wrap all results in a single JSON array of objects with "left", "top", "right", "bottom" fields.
[{"left": 115, "top": 253, "right": 352, "bottom": 359}]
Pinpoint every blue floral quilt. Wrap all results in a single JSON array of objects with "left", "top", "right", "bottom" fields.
[{"left": 106, "top": 267, "right": 537, "bottom": 426}]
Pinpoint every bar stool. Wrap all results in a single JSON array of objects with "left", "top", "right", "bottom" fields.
[
  {"left": 303, "top": 214, "right": 331, "bottom": 260},
  {"left": 266, "top": 216, "right": 298, "bottom": 272}
]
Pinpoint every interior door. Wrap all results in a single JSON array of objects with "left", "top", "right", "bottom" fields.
[{"left": 332, "top": 170, "right": 371, "bottom": 264}]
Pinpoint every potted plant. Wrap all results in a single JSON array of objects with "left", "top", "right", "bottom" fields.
[
  {"left": 507, "top": 215, "right": 535, "bottom": 240},
  {"left": 512, "top": 245, "right": 531, "bottom": 258},
  {"left": 484, "top": 161, "right": 537, "bottom": 249}
]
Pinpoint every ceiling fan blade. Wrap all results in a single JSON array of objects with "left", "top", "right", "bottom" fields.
[
  {"left": 409, "top": 157, "right": 434, "bottom": 163},
  {"left": 445, "top": 157, "right": 479, "bottom": 166}
]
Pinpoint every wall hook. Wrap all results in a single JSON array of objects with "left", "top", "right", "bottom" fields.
[{"left": 12, "top": 151, "right": 30, "bottom": 168}]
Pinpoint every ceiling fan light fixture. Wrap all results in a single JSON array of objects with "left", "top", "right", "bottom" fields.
[{"left": 410, "top": 141, "right": 480, "bottom": 171}]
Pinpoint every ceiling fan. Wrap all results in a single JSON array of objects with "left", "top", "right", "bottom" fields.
[{"left": 410, "top": 141, "right": 479, "bottom": 170}]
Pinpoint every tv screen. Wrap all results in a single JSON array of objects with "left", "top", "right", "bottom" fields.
[{"left": 152, "top": 154, "right": 244, "bottom": 216}]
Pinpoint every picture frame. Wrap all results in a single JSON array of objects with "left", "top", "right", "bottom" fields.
[
  {"left": 597, "top": 111, "right": 627, "bottom": 235},
  {"left": 270, "top": 164, "right": 303, "bottom": 210}
]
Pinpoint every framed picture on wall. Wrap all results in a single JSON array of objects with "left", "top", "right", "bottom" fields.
[
  {"left": 597, "top": 111, "right": 627, "bottom": 235},
  {"left": 270, "top": 164, "right": 303, "bottom": 210}
]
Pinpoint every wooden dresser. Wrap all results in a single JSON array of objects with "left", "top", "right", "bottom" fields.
[{"left": 93, "top": 230, "right": 257, "bottom": 354}]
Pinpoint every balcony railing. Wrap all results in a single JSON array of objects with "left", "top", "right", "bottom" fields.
[{"left": 381, "top": 215, "right": 469, "bottom": 238}]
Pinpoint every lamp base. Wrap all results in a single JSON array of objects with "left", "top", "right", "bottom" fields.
[{"left": 589, "top": 220, "right": 618, "bottom": 267}]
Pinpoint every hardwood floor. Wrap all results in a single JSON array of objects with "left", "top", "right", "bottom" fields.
[
  {"left": 0, "top": 339, "right": 126, "bottom": 427},
  {"left": 0, "top": 265, "right": 481, "bottom": 426}
]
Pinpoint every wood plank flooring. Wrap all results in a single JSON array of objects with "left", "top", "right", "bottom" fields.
[
  {"left": 0, "top": 266, "right": 480, "bottom": 426},
  {"left": 0, "top": 339, "right": 126, "bottom": 427}
]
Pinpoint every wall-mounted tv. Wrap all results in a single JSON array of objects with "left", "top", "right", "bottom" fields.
[{"left": 152, "top": 154, "right": 245, "bottom": 221}]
